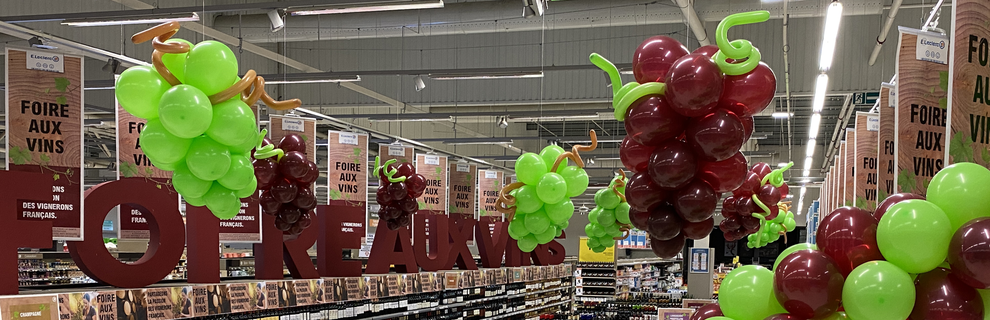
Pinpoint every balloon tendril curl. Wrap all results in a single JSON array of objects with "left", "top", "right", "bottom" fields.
[
  {"left": 550, "top": 130, "right": 599, "bottom": 172},
  {"left": 252, "top": 129, "right": 284, "bottom": 161},
  {"left": 372, "top": 156, "right": 406, "bottom": 183}
]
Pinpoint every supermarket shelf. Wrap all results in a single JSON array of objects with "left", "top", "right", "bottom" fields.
[
  {"left": 576, "top": 294, "right": 614, "bottom": 297},
  {"left": 577, "top": 285, "right": 615, "bottom": 289},
  {"left": 617, "top": 258, "right": 681, "bottom": 266},
  {"left": 576, "top": 276, "right": 614, "bottom": 280},
  {"left": 492, "top": 301, "right": 570, "bottom": 320},
  {"left": 367, "top": 285, "right": 571, "bottom": 320}
]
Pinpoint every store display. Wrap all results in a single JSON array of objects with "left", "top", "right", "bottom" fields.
[
  {"left": 255, "top": 133, "right": 319, "bottom": 237},
  {"left": 584, "top": 172, "right": 630, "bottom": 253},
  {"left": 372, "top": 157, "right": 428, "bottom": 230}
]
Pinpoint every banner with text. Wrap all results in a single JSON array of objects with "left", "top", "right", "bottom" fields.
[
  {"left": 269, "top": 115, "right": 317, "bottom": 163},
  {"left": 845, "top": 130, "right": 856, "bottom": 206},
  {"left": 896, "top": 28, "right": 948, "bottom": 194},
  {"left": 379, "top": 144, "right": 414, "bottom": 164},
  {"left": 478, "top": 170, "right": 504, "bottom": 219},
  {"left": 5, "top": 48, "right": 84, "bottom": 240},
  {"left": 855, "top": 112, "right": 880, "bottom": 211},
  {"left": 415, "top": 154, "right": 448, "bottom": 214},
  {"left": 878, "top": 85, "right": 896, "bottom": 202},
  {"left": 116, "top": 102, "right": 178, "bottom": 240},
  {"left": 327, "top": 131, "right": 368, "bottom": 205},
  {"left": 947, "top": 0, "right": 990, "bottom": 167},
  {"left": 839, "top": 143, "right": 847, "bottom": 206},
  {"left": 447, "top": 162, "right": 476, "bottom": 216}
]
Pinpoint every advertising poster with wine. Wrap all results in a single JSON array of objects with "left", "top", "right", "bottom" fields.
[
  {"left": 5, "top": 47, "right": 84, "bottom": 240},
  {"left": 845, "top": 129, "right": 856, "bottom": 206},
  {"left": 116, "top": 101, "right": 178, "bottom": 240},
  {"left": 854, "top": 113, "right": 880, "bottom": 211},
  {"left": 379, "top": 144, "right": 414, "bottom": 164},
  {"left": 327, "top": 131, "right": 368, "bottom": 205},
  {"left": 838, "top": 142, "right": 847, "bottom": 206},
  {"left": 947, "top": 0, "right": 990, "bottom": 167},
  {"left": 415, "top": 154, "right": 448, "bottom": 214},
  {"left": 878, "top": 85, "right": 896, "bottom": 202},
  {"left": 896, "top": 28, "right": 949, "bottom": 194},
  {"left": 478, "top": 170, "right": 504, "bottom": 232},
  {"left": 448, "top": 162, "right": 476, "bottom": 243}
]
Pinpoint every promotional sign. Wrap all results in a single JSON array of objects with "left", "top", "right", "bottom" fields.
[
  {"left": 327, "top": 130, "right": 369, "bottom": 204},
  {"left": 116, "top": 101, "right": 178, "bottom": 240},
  {"left": 447, "top": 162, "right": 476, "bottom": 216},
  {"left": 0, "top": 294, "right": 57, "bottom": 320},
  {"left": 838, "top": 142, "right": 847, "bottom": 206},
  {"left": 689, "top": 248, "right": 711, "bottom": 273},
  {"left": 415, "top": 154, "right": 448, "bottom": 214},
  {"left": 218, "top": 196, "right": 262, "bottom": 243},
  {"left": 269, "top": 115, "right": 317, "bottom": 163},
  {"left": 947, "top": 0, "right": 990, "bottom": 167},
  {"left": 379, "top": 144, "right": 414, "bottom": 164},
  {"left": 845, "top": 129, "right": 856, "bottom": 206},
  {"left": 5, "top": 47, "right": 84, "bottom": 240},
  {"left": 878, "top": 85, "right": 896, "bottom": 201},
  {"left": 578, "top": 238, "right": 615, "bottom": 262},
  {"left": 855, "top": 113, "right": 880, "bottom": 210},
  {"left": 896, "top": 28, "right": 948, "bottom": 194},
  {"left": 478, "top": 170, "right": 504, "bottom": 219}
]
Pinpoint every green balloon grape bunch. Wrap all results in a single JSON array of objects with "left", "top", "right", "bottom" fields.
[
  {"left": 499, "top": 130, "right": 598, "bottom": 252},
  {"left": 746, "top": 203, "right": 797, "bottom": 249},
  {"left": 585, "top": 172, "right": 631, "bottom": 253},
  {"left": 114, "top": 22, "right": 301, "bottom": 219}
]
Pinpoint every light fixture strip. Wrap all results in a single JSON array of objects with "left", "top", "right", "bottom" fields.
[
  {"left": 62, "top": 12, "right": 199, "bottom": 26},
  {"left": 808, "top": 113, "right": 822, "bottom": 140},
  {"left": 812, "top": 74, "right": 829, "bottom": 113},
  {"left": 819, "top": 2, "right": 844, "bottom": 71},
  {"left": 429, "top": 72, "right": 544, "bottom": 80},
  {"left": 265, "top": 76, "right": 361, "bottom": 84},
  {"left": 290, "top": 0, "right": 444, "bottom": 15}
]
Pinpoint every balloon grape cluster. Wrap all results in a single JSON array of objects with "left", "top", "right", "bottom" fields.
[
  {"left": 373, "top": 158, "right": 427, "bottom": 230},
  {"left": 592, "top": 12, "right": 777, "bottom": 259},
  {"left": 254, "top": 134, "right": 318, "bottom": 237},
  {"left": 500, "top": 138, "right": 596, "bottom": 253},
  {"left": 719, "top": 162, "right": 792, "bottom": 246},
  {"left": 584, "top": 173, "right": 630, "bottom": 253},
  {"left": 697, "top": 162, "right": 990, "bottom": 320}
]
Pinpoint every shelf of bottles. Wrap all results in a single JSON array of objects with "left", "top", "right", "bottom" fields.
[
  {"left": 17, "top": 252, "right": 187, "bottom": 287},
  {"left": 615, "top": 258, "right": 683, "bottom": 297},
  {"left": 615, "top": 229, "right": 650, "bottom": 250},
  {"left": 574, "top": 262, "right": 616, "bottom": 300}
]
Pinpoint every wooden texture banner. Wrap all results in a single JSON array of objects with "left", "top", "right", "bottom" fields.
[
  {"left": 896, "top": 28, "right": 948, "bottom": 194},
  {"left": 415, "top": 154, "right": 448, "bottom": 214},
  {"left": 854, "top": 112, "right": 880, "bottom": 211},
  {"left": 269, "top": 115, "right": 317, "bottom": 163},
  {"left": 478, "top": 170, "right": 504, "bottom": 218},
  {"left": 845, "top": 129, "right": 856, "bottom": 207},
  {"left": 832, "top": 159, "right": 839, "bottom": 210},
  {"left": 116, "top": 102, "right": 178, "bottom": 240},
  {"left": 379, "top": 144, "right": 413, "bottom": 165},
  {"left": 327, "top": 131, "right": 368, "bottom": 204},
  {"left": 878, "top": 85, "right": 896, "bottom": 201},
  {"left": 839, "top": 142, "right": 847, "bottom": 206},
  {"left": 947, "top": 0, "right": 990, "bottom": 167},
  {"left": 5, "top": 48, "right": 84, "bottom": 240},
  {"left": 447, "top": 162, "right": 476, "bottom": 216},
  {"left": 220, "top": 105, "right": 261, "bottom": 243}
]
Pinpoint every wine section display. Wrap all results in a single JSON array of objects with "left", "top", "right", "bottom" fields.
[{"left": 574, "top": 262, "right": 616, "bottom": 300}]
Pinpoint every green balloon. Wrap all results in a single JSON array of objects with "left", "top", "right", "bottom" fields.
[
  {"left": 783, "top": 217, "right": 796, "bottom": 231},
  {"left": 524, "top": 209, "right": 551, "bottom": 234},
  {"left": 161, "top": 39, "right": 192, "bottom": 83},
  {"left": 559, "top": 166, "right": 589, "bottom": 198},
  {"left": 229, "top": 132, "right": 258, "bottom": 154},
  {"left": 585, "top": 223, "right": 596, "bottom": 237},
  {"left": 206, "top": 99, "right": 258, "bottom": 148},
  {"left": 978, "top": 289, "right": 990, "bottom": 320},
  {"left": 172, "top": 163, "right": 212, "bottom": 199},
  {"left": 595, "top": 188, "right": 622, "bottom": 209},
  {"left": 773, "top": 243, "right": 818, "bottom": 270},
  {"left": 588, "top": 207, "right": 602, "bottom": 225},
  {"left": 604, "top": 223, "right": 622, "bottom": 238},
  {"left": 927, "top": 162, "right": 990, "bottom": 233},
  {"left": 158, "top": 84, "right": 214, "bottom": 138},
  {"left": 186, "top": 136, "right": 232, "bottom": 181},
  {"left": 184, "top": 196, "right": 206, "bottom": 207},
  {"left": 614, "top": 202, "right": 631, "bottom": 224},
  {"left": 512, "top": 185, "right": 544, "bottom": 213},
  {"left": 591, "top": 224, "right": 606, "bottom": 237},
  {"left": 116, "top": 66, "right": 170, "bottom": 120},
  {"left": 235, "top": 177, "right": 257, "bottom": 199},
  {"left": 772, "top": 211, "right": 786, "bottom": 223},
  {"left": 539, "top": 145, "right": 566, "bottom": 173},
  {"left": 150, "top": 158, "right": 178, "bottom": 172},
  {"left": 508, "top": 220, "right": 530, "bottom": 240},
  {"left": 183, "top": 40, "right": 239, "bottom": 96},
  {"left": 204, "top": 183, "right": 240, "bottom": 219},
  {"left": 768, "top": 223, "right": 782, "bottom": 234},
  {"left": 545, "top": 200, "right": 574, "bottom": 225},
  {"left": 560, "top": 220, "right": 569, "bottom": 230},
  {"left": 534, "top": 226, "right": 557, "bottom": 244},
  {"left": 842, "top": 261, "right": 915, "bottom": 320},
  {"left": 138, "top": 118, "right": 191, "bottom": 165},
  {"left": 555, "top": 227, "right": 563, "bottom": 237},
  {"left": 877, "top": 199, "right": 952, "bottom": 273},
  {"left": 517, "top": 235, "right": 539, "bottom": 252},
  {"left": 536, "top": 173, "right": 567, "bottom": 204},
  {"left": 819, "top": 312, "right": 848, "bottom": 320},
  {"left": 515, "top": 153, "right": 548, "bottom": 186},
  {"left": 597, "top": 208, "right": 616, "bottom": 226},
  {"left": 587, "top": 236, "right": 600, "bottom": 248},
  {"left": 218, "top": 154, "right": 254, "bottom": 190},
  {"left": 719, "top": 265, "right": 786, "bottom": 320},
  {"left": 707, "top": 318, "right": 737, "bottom": 320},
  {"left": 768, "top": 232, "right": 780, "bottom": 243},
  {"left": 600, "top": 237, "right": 614, "bottom": 248}
]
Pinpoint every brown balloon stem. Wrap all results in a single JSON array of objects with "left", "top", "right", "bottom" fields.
[
  {"left": 610, "top": 169, "right": 627, "bottom": 202},
  {"left": 131, "top": 22, "right": 302, "bottom": 111},
  {"left": 494, "top": 182, "right": 526, "bottom": 221},
  {"left": 613, "top": 225, "right": 632, "bottom": 240},
  {"left": 550, "top": 130, "right": 599, "bottom": 172}
]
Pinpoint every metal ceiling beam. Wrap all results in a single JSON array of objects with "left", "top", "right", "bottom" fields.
[
  {"left": 0, "top": 20, "right": 148, "bottom": 67},
  {"left": 0, "top": 0, "right": 389, "bottom": 23}
]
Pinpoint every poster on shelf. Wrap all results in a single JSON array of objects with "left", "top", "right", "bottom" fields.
[
  {"left": 206, "top": 285, "right": 230, "bottom": 316},
  {"left": 878, "top": 84, "right": 896, "bottom": 202},
  {"left": 116, "top": 100, "right": 178, "bottom": 240},
  {"left": 0, "top": 294, "right": 57, "bottom": 320},
  {"left": 844, "top": 129, "right": 856, "bottom": 206},
  {"left": 578, "top": 237, "right": 615, "bottom": 262},
  {"left": 378, "top": 144, "right": 414, "bottom": 164},
  {"left": 855, "top": 112, "right": 880, "bottom": 210},
  {"left": 293, "top": 280, "right": 318, "bottom": 306},
  {"left": 689, "top": 247, "right": 711, "bottom": 273},
  {"left": 947, "top": 0, "right": 989, "bottom": 166},
  {"left": 115, "top": 289, "right": 147, "bottom": 320},
  {"left": 416, "top": 154, "right": 448, "bottom": 214},
  {"left": 5, "top": 47, "right": 84, "bottom": 240},
  {"left": 896, "top": 28, "right": 949, "bottom": 194},
  {"left": 478, "top": 170, "right": 504, "bottom": 219},
  {"left": 224, "top": 283, "right": 256, "bottom": 314}
]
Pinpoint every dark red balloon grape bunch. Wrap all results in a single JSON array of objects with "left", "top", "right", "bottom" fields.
[
  {"left": 253, "top": 132, "right": 319, "bottom": 237},
  {"left": 373, "top": 157, "right": 427, "bottom": 230},
  {"left": 719, "top": 162, "right": 794, "bottom": 242},
  {"left": 591, "top": 31, "right": 776, "bottom": 258}
]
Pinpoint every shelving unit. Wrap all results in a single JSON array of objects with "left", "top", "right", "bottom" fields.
[
  {"left": 615, "top": 258, "right": 683, "bottom": 298},
  {"left": 574, "top": 262, "right": 616, "bottom": 299}
]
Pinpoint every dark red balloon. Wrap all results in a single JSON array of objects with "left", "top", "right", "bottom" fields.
[
  {"left": 406, "top": 174, "right": 427, "bottom": 198},
  {"left": 648, "top": 140, "right": 697, "bottom": 189},
  {"left": 650, "top": 233, "right": 685, "bottom": 258},
  {"left": 260, "top": 191, "right": 281, "bottom": 215},
  {"left": 632, "top": 35, "right": 689, "bottom": 84},
  {"left": 778, "top": 183, "right": 789, "bottom": 199},
  {"left": 739, "top": 114, "right": 755, "bottom": 141},
  {"left": 626, "top": 171, "right": 669, "bottom": 212},
  {"left": 697, "top": 152, "right": 748, "bottom": 193},
  {"left": 620, "top": 136, "right": 657, "bottom": 172},
  {"left": 647, "top": 206, "right": 683, "bottom": 241},
  {"left": 763, "top": 315, "right": 804, "bottom": 320},
  {"left": 253, "top": 158, "right": 279, "bottom": 188},
  {"left": 672, "top": 180, "right": 719, "bottom": 222},
  {"left": 297, "top": 161, "right": 319, "bottom": 185},
  {"left": 388, "top": 182, "right": 408, "bottom": 200},
  {"left": 815, "top": 207, "right": 884, "bottom": 275},
  {"left": 773, "top": 250, "right": 844, "bottom": 319},
  {"left": 948, "top": 217, "right": 990, "bottom": 289},
  {"left": 665, "top": 54, "right": 724, "bottom": 117},
  {"left": 630, "top": 209, "right": 651, "bottom": 231},
  {"left": 293, "top": 187, "right": 317, "bottom": 211},
  {"left": 625, "top": 96, "right": 687, "bottom": 146},
  {"left": 685, "top": 109, "right": 746, "bottom": 162},
  {"left": 758, "top": 185, "right": 782, "bottom": 209},
  {"left": 682, "top": 217, "right": 714, "bottom": 240},
  {"left": 720, "top": 216, "right": 741, "bottom": 231},
  {"left": 911, "top": 268, "right": 984, "bottom": 320},
  {"left": 279, "top": 151, "right": 309, "bottom": 180},
  {"left": 736, "top": 197, "right": 755, "bottom": 216},
  {"left": 275, "top": 214, "right": 293, "bottom": 231},
  {"left": 376, "top": 185, "right": 393, "bottom": 205},
  {"left": 379, "top": 205, "right": 401, "bottom": 220},
  {"left": 378, "top": 162, "right": 397, "bottom": 183},
  {"left": 873, "top": 193, "right": 926, "bottom": 220},
  {"left": 689, "top": 303, "right": 723, "bottom": 320},
  {"left": 718, "top": 62, "right": 777, "bottom": 117},
  {"left": 752, "top": 162, "right": 773, "bottom": 180},
  {"left": 691, "top": 45, "right": 720, "bottom": 58},
  {"left": 724, "top": 229, "right": 747, "bottom": 241},
  {"left": 395, "top": 163, "right": 415, "bottom": 178},
  {"left": 270, "top": 178, "right": 298, "bottom": 203},
  {"left": 722, "top": 197, "right": 738, "bottom": 217},
  {"left": 278, "top": 134, "right": 307, "bottom": 154},
  {"left": 279, "top": 205, "right": 302, "bottom": 224},
  {"left": 733, "top": 172, "right": 763, "bottom": 197}
]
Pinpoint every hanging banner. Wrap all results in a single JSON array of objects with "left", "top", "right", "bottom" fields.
[
  {"left": 269, "top": 115, "right": 317, "bottom": 163},
  {"left": 896, "top": 28, "right": 948, "bottom": 194},
  {"left": 854, "top": 112, "right": 880, "bottom": 211},
  {"left": 218, "top": 105, "right": 262, "bottom": 243},
  {"left": 5, "top": 47, "right": 84, "bottom": 240},
  {"left": 478, "top": 170, "right": 504, "bottom": 218},
  {"left": 878, "top": 85, "right": 896, "bottom": 201},
  {"left": 447, "top": 162, "right": 476, "bottom": 216},
  {"left": 845, "top": 129, "right": 856, "bottom": 207},
  {"left": 379, "top": 144, "right": 414, "bottom": 164},
  {"left": 415, "top": 154, "right": 448, "bottom": 214},
  {"left": 838, "top": 142, "right": 847, "bottom": 206},
  {"left": 116, "top": 102, "right": 178, "bottom": 240},
  {"left": 327, "top": 130, "right": 369, "bottom": 205},
  {"left": 947, "top": 0, "right": 990, "bottom": 167}
]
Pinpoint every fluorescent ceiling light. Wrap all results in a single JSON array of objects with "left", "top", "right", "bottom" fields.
[
  {"left": 533, "top": 0, "right": 546, "bottom": 16},
  {"left": 802, "top": 169, "right": 811, "bottom": 177},
  {"left": 804, "top": 157, "right": 813, "bottom": 171},
  {"left": 430, "top": 71, "right": 543, "bottom": 80},
  {"left": 777, "top": 162, "right": 789, "bottom": 168},
  {"left": 819, "top": 1, "right": 844, "bottom": 71},
  {"left": 771, "top": 112, "right": 793, "bottom": 119},
  {"left": 785, "top": 194, "right": 794, "bottom": 198},
  {"left": 266, "top": 76, "right": 361, "bottom": 84},
  {"left": 511, "top": 114, "right": 600, "bottom": 122},
  {"left": 368, "top": 116, "right": 452, "bottom": 122},
  {"left": 808, "top": 113, "right": 822, "bottom": 139},
  {"left": 800, "top": 186, "right": 808, "bottom": 196},
  {"left": 560, "top": 139, "right": 622, "bottom": 144},
  {"left": 812, "top": 74, "right": 829, "bottom": 112},
  {"left": 806, "top": 140, "right": 816, "bottom": 157},
  {"left": 290, "top": 0, "right": 444, "bottom": 15},
  {"left": 62, "top": 12, "right": 199, "bottom": 26},
  {"left": 443, "top": 138, "right": 513, "bottom": 145},
  {"left": 618, "top": 68, "right": 634, "bottom": 75}
]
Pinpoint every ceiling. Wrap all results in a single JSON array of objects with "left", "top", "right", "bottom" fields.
[{"left": 0, "top": 0, "right": 952, "bottom": 216}]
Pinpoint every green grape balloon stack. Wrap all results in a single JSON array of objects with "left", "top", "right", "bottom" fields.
[
  {"left": 592, "top": 11, "right": 776, "bottom": 258},
  {"left": 115, "top": 22, "right": 303, "bottom": 220},
  {"left": 584, "top": 171, "right": 632, "bottom": 253}
]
